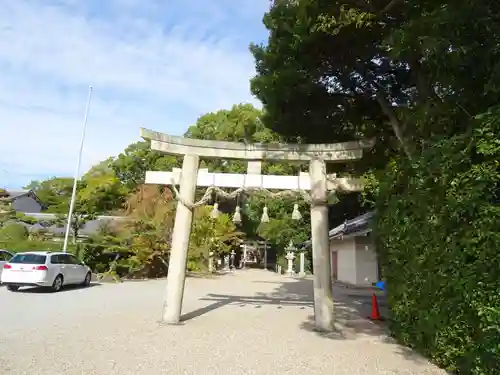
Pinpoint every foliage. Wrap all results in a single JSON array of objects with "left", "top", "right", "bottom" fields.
[
  {"left": 0, "top": 194, "right": 54, "bottom": 241},
  {"left": 78, "top": 160, "right": 129, "bottom": 214},
  {"left": 252, "top": 1, "right": 500, "bottom": 373},
  {"left": 17, "top": 104, "right": 309, "bottom": 250},
  {"left": 53, "top": 211, "right": 96, "bottom": 244},
  {"left": 244, "top": 192, "right": 310, "bottom": 253},
  {"left": 188, "top": 206, "right": 243, "bottom": 271},
  {"left": 81, "top": 185, "right": 175, "bottom": 278},
  {"left": 121, "top": 185, "right": 174, "bottom": 277},
  {"left": 28, "top": 227, "right": 51, "bottom": 242},
  {"left": 11, "top": 104, "right": 300, "bottom": 274},
  {"left": 0, "top": 223, "right": 29, "bottom": 241},
  {"left": 25, "top": 177, "right": 75, "bottom": 213},
  {"left": 0, "top": 240, "right": 77, "bottom": 253},
  {"left": 374, "top": 109, "right": 500, "bottom": 374},
  {"left": 0, "top": 195, "right": 47, "bottom": 228},
  {"left": 15, "top": 212, "right": 39, "bottom": 225},
  {"left": 0, "top": 197, "right": 16, "bottom": 226},
  {"left": 250, "top": 0, "right": 500, "bottom": 166},
  {"left": 250, "top": 0, "right": 401, "bottom": 170},
  {"left": 185, "top": 103, "right": 300, "bottom": 175},
  {"left": 111, "top": 141, "right": 180, "bottom": 191}
]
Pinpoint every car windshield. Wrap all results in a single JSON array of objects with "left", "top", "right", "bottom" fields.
[{"left": 9, "top": 254, "right": 47, "bottom": 265}]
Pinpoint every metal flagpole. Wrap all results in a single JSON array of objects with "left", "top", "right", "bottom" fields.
[{"left": 62, "top": 86, "right": 93, "bottom": 253}]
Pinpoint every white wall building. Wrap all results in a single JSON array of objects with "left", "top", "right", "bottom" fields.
[{"left": 328, "top": 212, "right": 379, "bottom": 286}]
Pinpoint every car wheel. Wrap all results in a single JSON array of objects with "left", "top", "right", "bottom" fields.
[
  {"left": 82, "top": 272, "right": 91, "bottom": 287},
  {"left": 6, "top": 285, "right": 19, "bottom": 292},
  {"left": 51, "top": 275, "right": 63, "bottom": 292}
]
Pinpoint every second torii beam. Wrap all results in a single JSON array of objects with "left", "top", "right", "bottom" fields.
[{"left": 145, "top": 170, "right": 364, "bottom": 192}]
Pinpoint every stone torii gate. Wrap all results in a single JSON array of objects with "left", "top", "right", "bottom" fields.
[{"left": 141, "top": 128, "right": 373, "bottom": 331}]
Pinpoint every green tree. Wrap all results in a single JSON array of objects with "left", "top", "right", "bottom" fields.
[
  {"left": 111, "top": 141, "right": 180, "bottom": 190},
  {"left": 183, "top": 104, "right": 311, "bottom": 242},
  {"left": 53, "top": 211, "right": 96, "bottom": 244},
  {"left": 250, "top": 0, "right": 402, "bottom": 169},
  {"left": 24, "top": 177, "right": 75, "bottom": 213},
  {"left": 185, "top": 103, "right": 300, "bottom": 175},
  {"left": 114, "top": 184, "right": 176, "bottom": 278},
  {"left": 0, "top": 194, "right": 16, "bottom": 226},
  {"left": 251, "top": 1, "right": 500, "bottom": 374},
  {"left": 83, "top": 157, "right": 115, "bottom": 178},
  {"left": 251, "top": 0, "right": 500, "bottom": 158},
  {"left": 188, "top": 206, "right": 243, "bottom": 271},
  {"left": 78, "top": 170, "right": 129, "bottom": 214},
  {"left": 244, "top": 192, "right": 310, "bottom": 251}
]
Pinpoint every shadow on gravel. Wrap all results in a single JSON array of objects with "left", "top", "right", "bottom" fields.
[
  {"left": 181, "top": 291, "right": 312, "bottom": 322},
  {"left": 275, "top": 278, "right": 388, "bottom": 340},
  {"left": 13, "top": 283, "right": 101, "bottom": 294},
  {"left": 180, "top": 275, "right": 313, "bottom": 322},
  {"left": 184, "top": 276, "right": 390, "bottom": 340},
  {"left": 181, "top": 274, "right": 442, "bottom": 371}
]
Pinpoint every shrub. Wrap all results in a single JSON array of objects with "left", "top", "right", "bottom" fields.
[
  {"left": 374, "top": 108, "right": 500, "bottom": 374},
  {"left": 0, "top": 240, "right": 76, "bottom": 253},
  {"left": 0, "top": 223, "right": 29, "bottom": 241}
]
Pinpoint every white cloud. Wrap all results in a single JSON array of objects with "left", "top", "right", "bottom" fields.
[{"left": 0, "top": 0, "right": 268, "bottom": 188}]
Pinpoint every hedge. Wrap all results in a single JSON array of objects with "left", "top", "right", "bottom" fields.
[
  {"left": 374, "top": 110, "right": 500, "bottom": 374},
  {"left": 0, "top": 240, "right": 78, "bottom": 253}
]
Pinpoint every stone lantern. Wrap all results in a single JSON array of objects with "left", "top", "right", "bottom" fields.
[
  {"left": 229, "top": 249, "right": 236, "bottom": 270},
  {"left": 285, "top": 240, "right": 297, "bottom": 277}
]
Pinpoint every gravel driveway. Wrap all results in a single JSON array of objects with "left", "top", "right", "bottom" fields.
[{"left": 0, "top": 270, "right": 446, "bottom": 375}]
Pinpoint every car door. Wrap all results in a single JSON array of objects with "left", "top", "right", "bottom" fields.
[
  {"left": 67, "top": 254, "right": 87, "bottom": 283},
  {"left": 57, "top": 254, "right": 76, "bottom": 284},
  {"left": 49, "top": 254, "right": 67, "bottom": 283}
]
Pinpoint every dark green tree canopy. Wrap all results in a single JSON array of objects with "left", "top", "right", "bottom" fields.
[{"left": 250, "top": 0, "right": 500, "bottom": 164}]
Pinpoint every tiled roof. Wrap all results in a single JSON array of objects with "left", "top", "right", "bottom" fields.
[
  {"left": 6, "top": 190, "right": 32, "bottom": 198},
  {"left": 299, "top": 211, "right": 374, "bottom": 248},
  {"left": 328, "top": 211, "right": 374, "bottom": 239},
  {"left": 17, "top": 213, "right": 126, "bottom": 236}
]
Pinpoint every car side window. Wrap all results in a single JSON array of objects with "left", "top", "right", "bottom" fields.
[
  {"left": 50, "top": 255, "right": 61, "bottom": 264},
  {"left": 68, "top": 254, "right": 82, "bottom": 265},
  {"left": 59, "top": 254, "right": 72, "bottom": 264},
  {"left": 0, "top": 252, "right": 11, "bottom": 261}
]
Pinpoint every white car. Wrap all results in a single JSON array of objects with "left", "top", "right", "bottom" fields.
[
  {"left": 1, "top": 251, "right": 92, "bottom": 292},
  {"left": 0, "top": 249, "right": 14, "bottom": 279}
]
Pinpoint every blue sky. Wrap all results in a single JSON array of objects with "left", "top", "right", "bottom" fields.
[{"left": 0, "top": 0, "right": 269, "bottom": 189}]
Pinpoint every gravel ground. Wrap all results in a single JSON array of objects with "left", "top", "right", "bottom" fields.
[{"left": 0, "top": 270, "right": 447, "bottom": 375}]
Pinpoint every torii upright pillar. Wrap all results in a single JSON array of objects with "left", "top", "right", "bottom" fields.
[
  {"left": 162, "top": 154, "right": 199, "bottom": 324},
  {"left": 309, "top": 158, "right": 332, "bottom": 330},
  {"left": 141, "top": 128, "right": 374, "bottom": 331}
]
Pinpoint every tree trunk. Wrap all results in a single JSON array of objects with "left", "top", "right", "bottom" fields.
[{"left": 375, "top": 91, "right": 414, "bottom": 159}]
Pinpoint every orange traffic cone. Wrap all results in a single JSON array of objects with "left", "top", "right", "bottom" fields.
[{"left": 369, "top": 292, "right": 382, "bottom": 321}]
